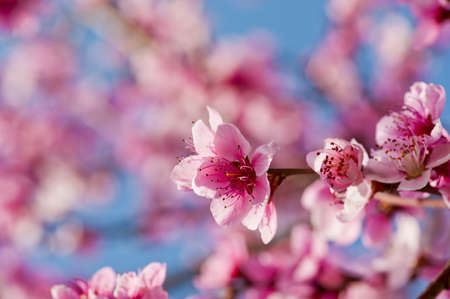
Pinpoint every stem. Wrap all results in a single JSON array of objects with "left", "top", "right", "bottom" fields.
[
  {"left": 267, "top": 168, "right": 317, "bottom": 176},
  {"left": 418, "top": 261, "right": 450, "bottom": 299},
  {"left": 374, "top": 192, "right": 447, "bottom": 209}
]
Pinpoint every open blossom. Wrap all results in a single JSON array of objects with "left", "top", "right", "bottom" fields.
[
  {"left": 402, "top": 0, "right": 450, "bottom": 48},
  {"left": 366, "top": 82, "right": 450, "bottom": 191},
  {"left": 171, "top": 107, "right": 279, "bottom": 243},
  {"left": 51, "top": 262, "right": 168, "bottom": 299},
  {"left": 306, "top": 138, "right": 372, "bottom": 221}
]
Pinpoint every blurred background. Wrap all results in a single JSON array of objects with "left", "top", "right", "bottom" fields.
[{"left": 0, "top": 0, "right": 449, "bottom": 298}]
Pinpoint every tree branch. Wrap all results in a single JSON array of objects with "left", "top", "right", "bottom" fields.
[
  {"left": 267, "top": 168, "right": 317, "bottom": 176},
  {"left": 418, "top": 261, "right": 450, "bottom": 299},
  {"left": 374, "top": 192, "right": 447, "bottom": 209}
]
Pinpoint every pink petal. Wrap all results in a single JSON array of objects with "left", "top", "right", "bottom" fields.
[
  {"left": 427, "top": 142, "right": 450, "bottom": 168},
  {"left": 258, "top": 201, "right": 277, "bottom": 244},
  {"left": 207, "top": 106, "right": 223, "bottom": 132},
  {"left": 192, "top": 120, "right": 214, "bottom": 156},
  {"left": 375, "top": 115, "right": 401, "bottom": 145},
  {"left": 362, "top": 213, "right": 392, "bottom": 249},
  {"left": 141, "top": 263, "right": 166, "bottom": 289},
  {"left": 210, "top": 195, "right": 251, "bottom": 226},
  {"left": 424, "top": 84, "right": 446, "bottom": 121},
  {"left": 412, "top": 20, "right": 440, "bottom": 50},
  {"left": 192, "top": 159, "right": 231, "bottom": 199},
  {"left": 252, "top": 174, "right": 270, "bottom": 204},
  {"left": 364, "top": 158, "right": 404, "bottom": 184},
  {"left": 251, "top": 142, "right": 279, "bottom": 176},
  {"left": 398, "top": 169, "right": 431, "bottom": 191},
  {"left": 51, "top": 285, "right": 79, "bottom": 299},
  {"left": 440, "top": 187, "right": 450, "bottom": 208},
  {"left": 306, "top": 150, "right": 326, "bottom": 173},
  {"left": 293, "top": 256, "right": 320, "bottom": 281},
  {"left": 429, "top": 120, "right": 445, "bottom": 143},
  {"left": 89, "top": 267, "right": 116, "bottom": 296},
  {"left": 170, "top": 156, "right": 204, "bottom": 191},
  {"left": 213, "top": 124, "right": 251, "bottom": 161},
  {"left": 142, "top": 287, "right": 169, "bottom": 299},
  {"left": 404, "top": 82, "right": 428, "bottom": 116},
  {"left": 324, "top": 138, "right": 351, "bottom": 149},
  {"left": 114, "top": 272, "right": 143, "bottom": 298},
  {"left": 350, "top": 138, "right": 369, "bottom": 166},
  {"left": 337, "top": 180, "right": 371, "bottom": 222},
  {"left": 241, "top": 202, "right": 266, "bottom": 230}
]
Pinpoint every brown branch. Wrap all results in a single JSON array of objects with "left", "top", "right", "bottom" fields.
[
  {"left": 374, "top": 192, "right": 447, "bottom": 209},
  {"left": 267, "top": 168, "right": 317, "bottom": 176},
  {"left": 418, "top": 261, "right": 450, "bottom": 299}
]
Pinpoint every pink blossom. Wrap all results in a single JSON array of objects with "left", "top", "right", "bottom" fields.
[
  {"left": 301, "top": 180, "right": 362, "bottom": 245},
  {"left": 366, "top": 83, "right": 449, "bottom": 191},
  {"left": 195, "top": 234, "right": 248, "bottom": 290},
  {"left": 306, "top": 138, "right": 372, "bottom": 221},
  {"left": 402, "top": 0, "right": 450, "bottom": 48},
  {"left": 51, "top": 263, "right": 168, "bottom": 299},
  {"left": 404, "top": 82, "right": 446, "bottom": 123},
  {"left": 373, "top": 214, "right": 421, "bottom": 289},
  {"left": 171, "top": 107, "right": 279, "bottom": 242}
]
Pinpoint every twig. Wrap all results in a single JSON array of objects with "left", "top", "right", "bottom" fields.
[
  {"left": 418, "top": 261, "right": 450, "bottom": 299},
  {"left": 267, "top": 168, "right": 317, "bottom": 176},
  {"left": 374, "top": 192, "right": 447, "bottom": 209}
]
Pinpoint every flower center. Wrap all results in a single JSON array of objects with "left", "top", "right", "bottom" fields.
[
  {"left": 199, "top": 156, "right": 257, "bottom": 202},
  {"left": 380, "top": 136, "right": 428, "bottom": 179},
  {"left": 318, "top": 142, "right": 358, "bottom": 189}
]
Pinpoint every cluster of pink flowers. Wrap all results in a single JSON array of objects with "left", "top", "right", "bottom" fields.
[
  {"left": 51, "top": 263, "right": 168, "bottom": 299},
  {"left": 305, "top": 82, "right": 449, "bottom": 224}
]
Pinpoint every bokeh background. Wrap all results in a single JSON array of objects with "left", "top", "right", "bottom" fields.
[{"left": 0, "top": 0, "right": 449, "bottom": 298}]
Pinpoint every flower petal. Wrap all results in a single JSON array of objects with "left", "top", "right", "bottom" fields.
[
  {"left": 51, "top": 285, "right": 79, "bottom": 299},
  {"left": 214, "top": 124, "right": 251, "bottom": 161},
  {"left": 258, "top": 201, "right": 277, "bottom": 244},
  {"left": 252, "top": 174, "right": 270, "bottom": 204},
  {"left": 89, "top": 267, "right": 116, "bottom": 296},
  {"left": 351, "top": 138, "right": 369, "bottom": 166},
  {"left": 364, "top": 158, "right": 404, "bottom": 184},
  {"left": 306, "top": 150, "right": 326, "bottom": 173},
  {"left": 427, "top": 142, "right": 450, "bottom": 169},
  {"left": 142, "top": 287, "right": 169, "bottom": 299},
  {"left": 207, "top": 106, "right": 224, "bottom": 132},
  {"left": 375, "top": 115, "right": 401, "bottom": 145},
  {"left": 170, "top": 156, "right": 204, "bottom": 191},
  {"left": 141, "top": 263, "right": 166, "bottom": 289},
  {"left": 251, "top": 142, "right": 279, "bottom": 176},
  {"left": 398, "top": 169, "right": 431, "bottom": 191},
  {"left": 192, "top": 120, "right": 215, "bottom": 156},
  {"left": 210, "top": 195, "right": 251, "bottom": 226},
  {"left": 362, "top": 213, "right": 392, "bottom": 249},
  {"left": 241, "top": 202, "right": 266, "bottom": 231},
  {"left": 192, "top": 160, "right": 226, "bottom": 199},
  {"left": 337, "top": 180, "right": 372, "bottom": 222}
]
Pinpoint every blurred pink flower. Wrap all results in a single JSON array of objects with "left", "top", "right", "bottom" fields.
[
  {"left": 171, "top": 107, "right": 279, "bottom": 243},
  {"left": 301, "top": 180, "right": 362, "bottom": 245},
  {"left": 430, "top": 161, "right": 450, "bottom": 207},
  {"left": 306, "top": 138, "right": 372, "bottom": 221},
  {"left": 195, "top": 234, "right": 248, "bottom": 290},
  {"left": 373, "top": 213, "right": 421, "bottom": 289},
  {"left": 366, "top": 82, "right": 449, "bottom": 191},
  {"left": 402, "top": 0, "right": 450, "bottom": 48},
  {"left": 51, "top": 263, "right": 168, "bottom": 299}
]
